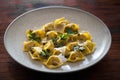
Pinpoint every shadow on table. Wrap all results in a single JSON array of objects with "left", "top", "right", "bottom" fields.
[{"left": 7, "top": 60, "right": 104, "bottom": 80}]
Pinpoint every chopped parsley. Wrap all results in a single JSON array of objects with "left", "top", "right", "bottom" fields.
[
  {"left": 28, "top": 30, "right": 41, "bottom": 43},
  {"left": 60, "top": 33, "right": 68, "bottom": 40},
  {"left": 53, "top": 37, "right": 64, "bottom": 47},
  {"left": 53, "top": 33, "right": 67, "bottom": 47},
  {"left": 40, "top": 49, "right": 51, "bottom": 59},
  {"left": 64, "top": 27, "right": 78, "bottom": 34},
  {"left": 53, "top": 37, "right": 58, "bottom": 45}
]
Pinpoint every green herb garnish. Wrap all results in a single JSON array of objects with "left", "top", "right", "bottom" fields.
[
  {"left": 53, "top": 36, "right": 65, "bottom": 47},
  {"left": 40, "top": 49, "right": 51, "bottom": 59},
  {"left": 28, "top": 30, "right": 41, "bottom": 43},
  {"left": 65, "top": 27, "right": 78, "bottom": 34},
  {"left": 53, "top": 37, "right": 61, "bottom": 47},
  {"left": 60, "top": 33, "right": 68, "bottom": 40},
  {"left": 53, "top": 37, "right": 58, "bottom": 45}
]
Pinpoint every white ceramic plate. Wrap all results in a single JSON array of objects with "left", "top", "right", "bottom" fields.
[{"left": 4, "top": 6, "right": 111, "bottom": 73}]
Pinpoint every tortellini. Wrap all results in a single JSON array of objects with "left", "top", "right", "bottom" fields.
[
  {"left": 46, "top": 31, "right": 58, "bottom": 39},
  {"left": 54, "top": 17, "right": 69, "bottom": 32},
  {"left": 63, "top": 23, "right": 79, "bottom": 34},
  {"left": 23, "top": 41, "right": 41, "bottom": 52},
  {"left": 23, "top": 17, "right": 96, "bottom": 69},
  {"left": 67, "top": 51, "right": 85, "bottom": 62},
  {"left": 29, "top": 47, "right": 42, "bottom": 60},
  {"left": 43, "top": 22, "right": 54, "bottom": 32},
  {"left": 78, "top": 31, "right": 92, "bottom": 42},
  {"left": 43, "top": 40, "right": 54, "bottom": 53},
  {"left": 44, "top": 55, "right": 63, "bottom": 68}
]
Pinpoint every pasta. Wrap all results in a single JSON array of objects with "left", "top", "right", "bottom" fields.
[{"left": 23, "top": 17, "right": 96, "bottom": 69}]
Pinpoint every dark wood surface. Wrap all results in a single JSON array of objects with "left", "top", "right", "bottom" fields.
[{"left": 0, "top": 0, "right": 120, "bottom": 80}]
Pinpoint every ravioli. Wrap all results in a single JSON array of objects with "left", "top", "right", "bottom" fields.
[{"left": 23, "top": 17, "right": 96, "bottom": 69}]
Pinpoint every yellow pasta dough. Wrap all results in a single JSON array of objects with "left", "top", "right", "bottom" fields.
[
  {"left": 23, "top": 17, "right": 96, "bottom": 69},
  {"left": 67, "top": 51, "right": 85, "bottom": 62},
  {"left": 44, "top": 55, "right": 63, "bottom": 68}
]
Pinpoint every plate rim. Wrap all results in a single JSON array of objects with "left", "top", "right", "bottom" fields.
[{"left": 4, "top": 6, "right": 112, "bottom": 73}]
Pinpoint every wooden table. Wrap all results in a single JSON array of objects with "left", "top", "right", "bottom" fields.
[{"left": 0, "top": 0, "right": 120, "bottom": 80}]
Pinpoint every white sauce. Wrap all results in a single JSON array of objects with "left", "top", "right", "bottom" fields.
[
  {"left": 33, "top": 47, "right": 42, "bottom": 52},
  {"left": 61, "top": 65, "right": 71, "bottom": 71},
  {"left": 58, "top": 54, "right": 67, "bottom": 62},
  {"left": 54, "top": 46, "right": 66, "bottom": 55},
  {"left": 41, "top": 38, "right": 47, "bottom": 43}
]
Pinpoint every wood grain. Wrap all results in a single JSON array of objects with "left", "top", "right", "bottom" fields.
[{"left": 0, "top": 0, "right": 120, "bottom": 80}]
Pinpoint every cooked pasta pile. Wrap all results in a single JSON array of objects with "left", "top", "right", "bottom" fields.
[{"left": 23, "top": 17, "right": 96, "bottom": 69}]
